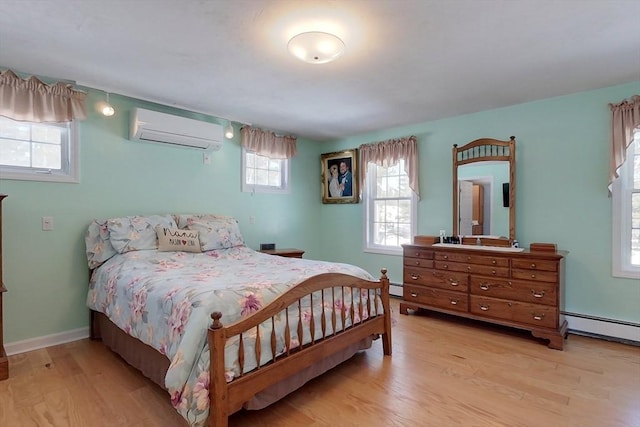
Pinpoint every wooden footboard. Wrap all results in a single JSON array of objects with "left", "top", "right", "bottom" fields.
[{"left": 207, "top": 269, "right": 392, "bottom": 427}]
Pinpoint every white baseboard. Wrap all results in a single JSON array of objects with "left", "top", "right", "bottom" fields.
[
  {"left": 5, "top": 327, "right": 90, "bottom": 356},
  {"left": 390, "top": 283, "right": 402, "bottom": 297},
  {"left": 5, "top": 310, "right": 637, "bottom": 357},
  {"left": 565, "top": 314, "right": 639, "bottom": 344}
]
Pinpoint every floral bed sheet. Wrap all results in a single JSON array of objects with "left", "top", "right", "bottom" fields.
[{"left": 87, "top": 246, "right": 376, "bottom": 426}]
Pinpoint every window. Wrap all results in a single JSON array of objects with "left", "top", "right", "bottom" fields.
[
  {"left": 612, "top": 129, "right": 640, "bottom": 278},
  {"left": 364, "top": 159, "right": 417, "bottom": 254},
  {"left": 241, "top": 148, "right": 290, "bottom": 193},
  {"left": 0, "top": 116, "right": 78, "bottom": 183}
]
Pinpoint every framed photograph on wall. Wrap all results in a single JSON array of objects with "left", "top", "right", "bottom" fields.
[{"left": 321, "top": 149, "right": 359, "bottom": 204}]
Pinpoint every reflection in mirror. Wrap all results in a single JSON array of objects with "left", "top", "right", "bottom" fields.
[
  {"left": 457, "top": 162, "right": 509, "bottom": 237},
  {"left": 452, "top": 137, "right": 516, "bottom": 242}
]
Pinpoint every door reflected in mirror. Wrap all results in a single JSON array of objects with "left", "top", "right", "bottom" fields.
[{"left": 458, "top": 161, "right": 510, "bottom": 238}]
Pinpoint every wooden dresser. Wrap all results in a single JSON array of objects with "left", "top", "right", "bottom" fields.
[
  {"left": 400, "top": 240, "right": 568, "bottom": 350},
  {"left": 0, "top": 195, "right": 7, "bottom": 379}
]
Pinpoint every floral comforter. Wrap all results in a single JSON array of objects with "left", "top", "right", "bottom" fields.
[{"left": 87, "top": 246, "right": 376, "bottom": 426}]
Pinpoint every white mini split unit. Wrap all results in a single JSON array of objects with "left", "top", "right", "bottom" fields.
[{"left": 129, "top": 108, "right": 223, "bottom": 151}]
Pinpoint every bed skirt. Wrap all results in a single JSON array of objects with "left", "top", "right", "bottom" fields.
[{"left": 93, "top": 311, "right": 374, "bottom": 410}]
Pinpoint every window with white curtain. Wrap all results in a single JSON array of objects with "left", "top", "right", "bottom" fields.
[
  {"left": 0, "top": 116, "right": 78, "bottom": 183},
  {"left": 612, "top": 129, "right": 640, "bottom": 278},
  {"left": 364, "top": 159, "right": 417, "bottom": 254},
  {"left": 241, "top": 148, "right": 290, "bottom": 193}
]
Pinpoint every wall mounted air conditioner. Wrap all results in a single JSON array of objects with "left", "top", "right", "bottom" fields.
[{"left": 129, "top": 108, "right": 223, "bottom": 151}]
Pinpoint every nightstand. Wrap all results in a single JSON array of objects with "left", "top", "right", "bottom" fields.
[{"left": 259, "top": 248, "right": 305, "bottom": 258}]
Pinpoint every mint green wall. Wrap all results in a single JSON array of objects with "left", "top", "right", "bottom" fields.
[
  {"left": 0, "top": 90, "right": 323, "bottom": 343},
  {"left": 318, "top": 81, "right": 640, "bottom": 324},
  {"left": 2, "top": 82, "right": 639, "bottom": 345}
]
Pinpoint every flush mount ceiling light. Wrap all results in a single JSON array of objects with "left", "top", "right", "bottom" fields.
[
  {"left": 102, "top": 92, "right": 115, "bottom": 117},
  {"left": 287, "top": 31, "right": 345, "bottom": 64}
]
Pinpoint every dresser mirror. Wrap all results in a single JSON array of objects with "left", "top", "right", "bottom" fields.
[{"left": 452, "top": 136, "right": 516, "bottom": 242}]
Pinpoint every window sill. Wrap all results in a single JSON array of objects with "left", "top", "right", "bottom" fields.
[
  {"left": 612, "top": 267, "right": 640, "bottom": 280},
  {"left": 363, "top": 247, "right": 403, "bottom": 256},
  {"left": 0, "top": 171, "right": 79, "bottom": 183}
]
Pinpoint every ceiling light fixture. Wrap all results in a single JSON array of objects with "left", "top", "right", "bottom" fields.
[
  {"left": 287, "top": 31, "right": 345, "bottom": 64},
  {"left": 102, "top": 92, "right": 115, "bottom": 117},
  {"left": 224, "top": 121, "right": 234, "bottom": 139}
]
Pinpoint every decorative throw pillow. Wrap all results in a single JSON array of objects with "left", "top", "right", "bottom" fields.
[
  {"left": 176, "top": 214, "right": 245, "bottom": 251},
  {"left": 156, "top": 227, "right": 201, "bottom": 253},
  {"left": 85, "top": 219, "right": 119, "bottom": 269},
  {"left": 108, "top": 214, "right": 177, "bottom": 253}
]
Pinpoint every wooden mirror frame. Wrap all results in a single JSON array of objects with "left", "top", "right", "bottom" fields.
[{"left": 452, "top": 136, "right": 516, "bottom": 242}]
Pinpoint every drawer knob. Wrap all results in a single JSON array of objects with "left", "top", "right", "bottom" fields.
[
  {"left": 415, "top": 261, "right": 421, "bottom": 265},
  {"left": 443, "top": 264, "right": 449, "bottom": 269},
  {"left": 449, "top": 280, "right": 459, "bottom": 286},
  {"left": 492, "top": 260, "right": 497, "bottom": 265},
  {"left": 410, "top": 292, "right": 418, "bottom": 298},
  {"left": 530, "top": 263, "right": 536, "bottom": 269},
  {"left": 531, "top": 274, "right": 537, "bottom": 279},
  {"left": 449, "top": 298, "right": 459, "bottom": 305},
  {"left": 467, "top": 256, "right": 471, "bottom": 261},
  {"left": 479, "top": 283, "right": 490, "bottom": 291},
  {"left": 532, "top": 313, "right": 546, "bottom": 321},
  {"left": 531, "top": 290, "right": 545, "bottom": 298},
  {"left": 479, "top": 304, "right": 490, "bottom": 311},
  {"left": 415, "top": 252, "right": 420, "bottom": 257},
  {"left": 467, "top": 266, "right": 472, "bottom": 271},
  {"left": 443, "top": 255, "right": 448, "bottom": 260},
  {"left": 411, "top": 274, "right": 419, "bottom": 280},
  {"left": 491, "top": 269, "right": 496, "bottom": 275}
]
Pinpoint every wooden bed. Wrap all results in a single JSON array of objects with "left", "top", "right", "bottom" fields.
[
  {"left": 91, "top": 269, "right": 392, "bottom": 427},
  {"left": 85, "top": 214, "right": 392, "bottom": 426}
]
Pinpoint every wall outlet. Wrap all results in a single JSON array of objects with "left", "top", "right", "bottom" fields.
[{"left": 42, "top": 216, "right": 54, "bottom": 231}]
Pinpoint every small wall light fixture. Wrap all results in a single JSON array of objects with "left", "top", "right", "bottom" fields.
[
  {"left": 102, "top": 92, "right": 115, "bottom": 117},
  {"left": 224, "top": 121, "right": 234, "bottom": 139},
  {"left": 287, "top": 31, "right": 345, "bottom": 64}
]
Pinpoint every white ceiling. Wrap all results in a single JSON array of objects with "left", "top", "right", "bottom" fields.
[{"left": 1, "top": 0, "right": 639, "bottom": 141}]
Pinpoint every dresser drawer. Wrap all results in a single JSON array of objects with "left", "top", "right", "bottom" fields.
[
  {"left": 512, "top": 269, "right": 558, "bottom": 283},
  {"left": 403, "top": 247, "right": 434, "bottom": 260},
  {"left": 403, "top": 257, "right": 434, "bottom": 268},
  {"left": 469, "top": 296, "right": 557, "bottom": 328},
  {"left": 404, "top": 284, "right": 468, "bottom": 312},
  {"left": 512, "top": 259, "right": 557, "bottom": 272},
  {"left": 435, "top": 261, "right": 510, "bottom": 278},
  {"left": 469, "top": 277, "right": 557, "bottom": 305},
  {"left": 404, "top": 268, "right": 468, "bottom": 291},
  {"left": 435, "top": 252, "right": 509, "bottom": 267}
]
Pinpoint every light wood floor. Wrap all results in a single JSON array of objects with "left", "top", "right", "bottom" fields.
[{"left": 1, "top": 299, "right": 639, "bottom": 427}]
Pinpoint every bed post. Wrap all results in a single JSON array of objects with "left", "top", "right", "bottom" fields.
[
  {"left": 209, "top": 312, "right": 228, "bottom": 427},
  {"left": 380, "top": 268, "right": 392, "bottom": 356}
]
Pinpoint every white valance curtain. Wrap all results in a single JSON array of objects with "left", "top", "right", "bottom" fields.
[
  {"left": 0, "top": 69, "right": 87, "bottom": 123},
  {"left": 240, "top": 126, "right": 297, "bottom": 159},
  {"left": 359, "top": 135, "right": 420, "bottom": 198},
  {"left": 609, "top": 95, "right": 640, "bottom": 193}
]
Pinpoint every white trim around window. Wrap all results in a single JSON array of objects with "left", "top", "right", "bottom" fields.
[
  {"left": 241, "top": 148, "right": 290, "bottom": 194},
  {"left": 363, "top": 160, "right": 417, "bottom": 256},
  {"left": 612, "top": 130, "right": 640, "bottom": 279},
  {"left": 0, "top": 118, "right": 79, "bottom": 183}
]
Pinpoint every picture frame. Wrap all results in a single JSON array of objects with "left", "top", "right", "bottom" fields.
[{"left": 321, "top": 149, "right": 359, "bottom": 204}]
